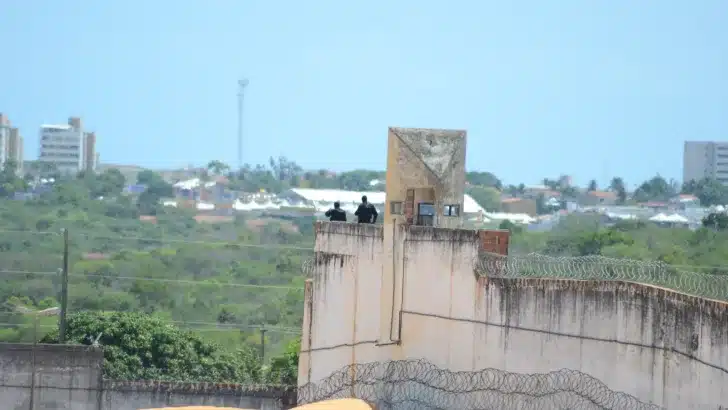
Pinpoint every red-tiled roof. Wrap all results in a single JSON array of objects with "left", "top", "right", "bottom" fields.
[{"left": 588, "top": 191, "right": 616, "bottom": 199}]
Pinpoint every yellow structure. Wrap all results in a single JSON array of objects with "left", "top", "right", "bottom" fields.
[
  {"left": 291, "top": 398, "right": 372, "bottom": 409},
  {"left": 383, "top": 127, "right": 467, "bottom": 229},
  {"left": 139, "top": 398, "right": 372, "bottom": 410},
  {"left": 139, "top": 407, "right": 250, "bottom": 410}
]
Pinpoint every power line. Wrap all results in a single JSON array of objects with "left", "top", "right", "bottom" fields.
[
  {"left": 0, "top": 321, "right": 301, "bottom": 334},
  {"left": 0, "top": 269, "right": 305, "bottom": 290},
  {"left": 0, "top": 229, "right": 315, "bottom": 251},
  {"left": 0, "top": 229, "right": 61, "bottom": 236},
  {"left": 0, "top": 269, "right": 58, "bottom": 276},
  {"left": 73, "top": 273, "right": 305, "bottom": 289},
  {"left": 74, "top": 233, "right": 314, "bottom": 251}
]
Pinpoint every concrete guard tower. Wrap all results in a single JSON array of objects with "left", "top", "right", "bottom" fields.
[
  {"left": 298, "top": 126, "right": 512, "bottom": 390},
  {"left": 378, "top": 127, "right": 470, "bottom": 345},
  {"left": 383, "top": 127, "right": 467, "bottom": 229}
]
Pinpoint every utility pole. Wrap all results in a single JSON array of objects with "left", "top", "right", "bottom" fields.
[
  {"left": 237, "top": 78, "right": 249, "bottom": 171},
  {"left": 260, "top": 325, "right": 267, "bottom": 361},
  {"left": 59, "top": 228, "right": 70, "bottom": 343}
]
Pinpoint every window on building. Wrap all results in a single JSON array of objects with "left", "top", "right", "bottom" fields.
[
  {"left": 417, "top": 203, "right": 435, "bottom": 226},
  {"left": 443, "top": 204, "right": 460, "bottom": 217},
  {"left": 390, "top": 201, "right": 403, "bottom": 215}
]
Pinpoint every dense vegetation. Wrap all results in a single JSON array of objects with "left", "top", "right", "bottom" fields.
[
  {"left": 2, "top": 157, "right": 728, "bottom": 384},
  {"left": 40, "top": 311, "right": 299, "bottom": 384},
  {"left": 0, "top": 160, "right": 313, "bottom": 383},
  {"left": 505, "top": 216, "right": 728, "bottom": 267}
]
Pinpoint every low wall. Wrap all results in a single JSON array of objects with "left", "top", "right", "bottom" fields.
[
  {"left": 0, "top": 343, "right": 295, "bottom": 410},
  {"left": 103, "top": 381, "right": 294, "bottom": 410},
  {"left": 0, "top": 343, "right": 103, "bottom": 410}
]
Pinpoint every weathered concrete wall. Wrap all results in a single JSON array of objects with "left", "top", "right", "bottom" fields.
[
  {"left": 102, "top": 381, "right": 294, "bottom": 410},
  {"left": 0, "top": 343, "right": 104, "bottom": 410},
  {"left": 460, "top": 279, "right": 728, "bottom": 409},
  {"left": 302, "top": 221, "right": 728, "bottom": 409},
  {"left": 0, "top": 343, "right": 294, "bottom": 410},
  {"left": 299, "top": 222, "right": 395, "bottom": 385}
]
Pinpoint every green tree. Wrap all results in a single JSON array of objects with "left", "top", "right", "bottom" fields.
[
  {"left": 41, "top": 311, "right": 263, "bottom": 382},
  {"left": 542, "top": 178, "right": 559, "bottom": 190},
  {"left": 466, "top": 186, "right": 501, "bottom": 211},
  {"left": 268, "top": 156, "right": 302, "bottom": 183},
  {"left": 96, "top": 168, "right": 127, "bottom": 196},
  {"left": 633, "top": 175, "right": 676, "bottom": 202},
  {"left": 466, "top": 172, "right": 501, "bottom": 189},
  {"left": 264, "top": 337, "right": 300, "bottom": 384},
  {"left": 498, "top": 219, "right": 523, "bottom": 234},
  {"left": 609, "top": 177, "right": 627, "bottom": 204},
  {"left": 587, "top": 179, "right": 598, "bottom": 192},
  {"left": 682, "top": 178, "right": 728, "bottom": 206},
  {"left": 77, "top": 168, "right": 127, "bottom": 199},
  {"left": 207, "top": 160, "right": 230, "bottom": 176},
  {"left": 702, "top": 212, "right": 728, "bottom": 230},
  {"left": 136, "top": 170, "right": 174, "bottom": 214},
  {"left": 0, "top": 160, "right": 26, "bottom": 197}
]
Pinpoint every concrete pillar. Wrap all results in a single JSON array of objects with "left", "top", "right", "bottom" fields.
[{"left": 297, "top": 279, "right": 313, "bottom": 387}]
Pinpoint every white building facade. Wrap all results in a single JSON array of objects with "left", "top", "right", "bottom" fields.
[
  {"left": 0, "top": 114, "right": 9, "bottom": 167},
  {"left": 683, "top": 141, "right": 728, "bottom": 185},
  {"left": 0, "top": 113, "right": 24, "bottom": 173},
  {"left": 38, "top": 117, "right": 97, "bottom": 175}
]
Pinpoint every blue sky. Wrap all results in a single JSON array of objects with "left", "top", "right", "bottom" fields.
[{"left": 1, "top": 1, "right": 726, "bottom": 189}]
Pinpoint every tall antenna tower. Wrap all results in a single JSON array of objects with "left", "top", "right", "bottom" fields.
[{"left": 237, "top": 78, "right": 249, "bottom": 170}]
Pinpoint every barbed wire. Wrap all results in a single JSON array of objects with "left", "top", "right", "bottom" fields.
[
  {"left": 302, "top": 258, "right": 314, "bottom": 276},
  {"left": 476, "top": 252, "right": 728, "bottom": 301},
  {"left": 297, "top": 359, "right": 662, "bottom": 410}
]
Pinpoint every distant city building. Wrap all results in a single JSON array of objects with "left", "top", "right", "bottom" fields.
[
  {"left": 0, "top": 113, "right": 24, "bottom": 174},
  {"left": 38, "top": 116, "right": 98, "bottom": 175},
  {"left": 683, "top": 141, "right": 728, "bottom": 185}
]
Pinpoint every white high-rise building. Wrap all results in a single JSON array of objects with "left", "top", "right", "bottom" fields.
[
  {"left": 0, "top": 113, "right": 24, "bottom": 174},
  {"left": 0, "top": 113, "right": 9, "bottom": 167},
  {"left": 38, "top": 117, "right": 97, "bottom": 175},
  {"left": 683, "top": 141, "right": 728, "bottom": 185}
]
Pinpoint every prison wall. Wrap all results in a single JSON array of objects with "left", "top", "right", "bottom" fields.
[
  {"left": 0, "top": 343, "right": 294, "bottom": 410},
  {"left": 301, "top": 221, "right": 728, "bottom": 409}
]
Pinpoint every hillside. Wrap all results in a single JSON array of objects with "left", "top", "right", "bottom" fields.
[{"left": 0, "top": 168, "right": 313, "bottom": 358}]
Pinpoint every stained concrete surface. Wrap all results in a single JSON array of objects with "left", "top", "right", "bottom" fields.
[
  {"left": 0, "top": 343, "right": 293, "bottom": 410},
  {"left": 301, "top": 221, "right": 728, "bottom": 409}
]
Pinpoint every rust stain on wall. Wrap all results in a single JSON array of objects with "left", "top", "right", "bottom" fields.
[
  {"left": 488, "top": 277, "right": 728, "bottom": 346},
  {"left": 407, "top": 225, "right": 480, "bottom": 242},
  {"left": 315, "top": 221, "right": 384, "bottom": 239}
]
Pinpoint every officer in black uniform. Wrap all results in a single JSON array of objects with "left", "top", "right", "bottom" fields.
[
  {"left": 354, "top": 195, "right": 378, "bottom": 224},
  {"left": 325, "top": 201, "right": 347, "bottom": 222}
]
